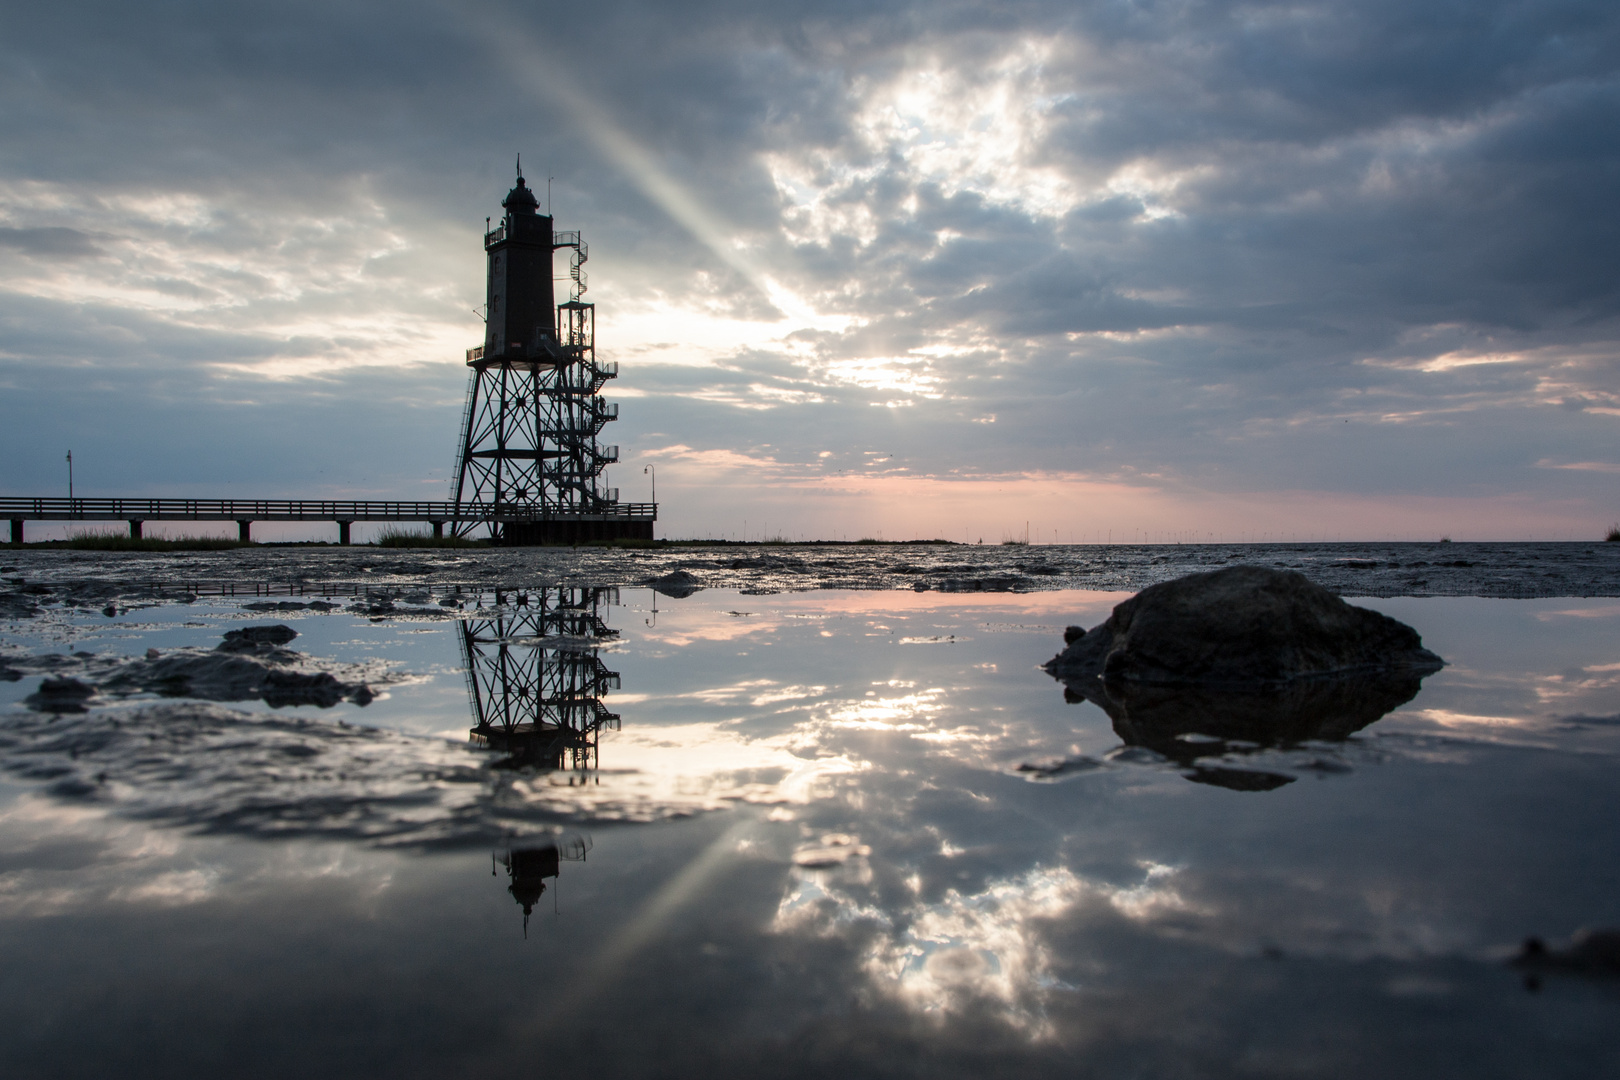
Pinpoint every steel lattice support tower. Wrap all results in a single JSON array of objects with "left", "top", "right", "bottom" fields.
[
  {"left": 459, "top": 586, "right": 622, "bottom": 772},
  {"left": 451, "top": 167, "right": 653, "bottom": 543}
]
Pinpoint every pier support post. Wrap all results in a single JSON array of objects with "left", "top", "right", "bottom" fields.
[
  {"left": 430, "top": 520, "right": 444, "bottom": 539},
  {"left": 338, "top": 521, "right": 352, "bottom": 546},
  {"left": 8, "top": 519, "right": 21, "bottom": 544},
  {"left": 128, "top": 520, "right": 143, "bottom": 540},
  {"left": 237, "top": 520, "right": 252, "bottom": 543}
]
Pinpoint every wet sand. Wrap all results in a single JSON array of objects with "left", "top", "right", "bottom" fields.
[{"left": 3, "top": 540, "right": 1618, "bottom": 606}]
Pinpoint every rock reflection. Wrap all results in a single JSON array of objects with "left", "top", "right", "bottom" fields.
[
  {"left": 460, "top": 588, "right": 622, "bottom": 774},
  {"left": 1056, "top": 670, "right": 1433, "bottom": 790},
  {"left": 493, "top": 834, "right": 591, "bottom": 936}
]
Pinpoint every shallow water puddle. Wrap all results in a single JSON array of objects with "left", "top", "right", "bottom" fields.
[{"left": 1, "top": 586, "right": 1618, "bottom": 1077}]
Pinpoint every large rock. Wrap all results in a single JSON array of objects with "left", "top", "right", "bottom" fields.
[
  {"left": 1046, "top": 565, "right": 1442, "bottom": 688},
  {"left": 1043, "top": 566, "right": 1445, "bottom": 791}
]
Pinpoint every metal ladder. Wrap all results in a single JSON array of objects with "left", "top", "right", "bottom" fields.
[{"left": 449, "top": 372, "right": 478, "bottom": 501}]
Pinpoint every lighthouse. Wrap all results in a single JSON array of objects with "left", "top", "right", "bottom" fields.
[
  {"left": 450, "top": 166, "right": 655, "bottom": 543},
  {"left": 482, "top": 171, "right": 556, "bottom": 359}
]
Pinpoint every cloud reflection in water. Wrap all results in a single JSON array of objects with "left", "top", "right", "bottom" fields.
[{"left": 3, "top": 585, "right": 1620, "bottom": 1073}]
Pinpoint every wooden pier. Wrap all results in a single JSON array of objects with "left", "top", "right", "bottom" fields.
[{"left": 0, "top": 497, "right": 656, "bottom": 544}]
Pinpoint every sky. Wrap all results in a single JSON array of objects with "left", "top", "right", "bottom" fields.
[{"left": 0, "top": 0, "right": 1616, "bottom": 542}]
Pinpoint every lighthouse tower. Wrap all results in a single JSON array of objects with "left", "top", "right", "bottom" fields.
[{"left": 450, "top": 166, "right": 655, "bottom": 543}]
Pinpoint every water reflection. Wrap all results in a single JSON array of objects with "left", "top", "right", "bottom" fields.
[
  {"left": 460, "top": 588, "right": 622, "bottom": 773},
  {"left": 494, "top": 835, "right": 591, "bottom": 935},
  {"left": 5, "top": 587, "right": 1620, "bottom": 1074},
  {"left": 1057, "top": 669, "right": 1434, "bottom": 790}
]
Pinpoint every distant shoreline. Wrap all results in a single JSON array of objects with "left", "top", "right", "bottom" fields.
[{"left": 5, "top": 534, "right": 1616, "bottom": 553}]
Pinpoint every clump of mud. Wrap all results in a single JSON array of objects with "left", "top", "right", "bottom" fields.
[
  {"left": 4, "top": 624, "right": 382, "bottom": 710},
  {"left": 23, "top": 676, "right": 98, "bottom": 713},
  {"left": 0, "top": 702, "right": 493, "bottom": 844},
  {"left": 107, "top": 648, "right": 375, "bottom": 708},
  {"left": 219, "top": 624, "right": 299, "bottom": 650},
  {"left": 0, "top": 697, "right": 776, "bottom": 847}
]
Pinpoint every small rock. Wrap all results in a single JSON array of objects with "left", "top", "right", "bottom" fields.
[
  {"left": 219, "top": 625, "right": 299, "bottom": 651},
  {"left": 25, "top": 676, "right": 97, "bottom": 713},
  {"left": 1514, "top": 928, "right": 1620, "bottom": 990},
  {"left": 1015, "top": 756, "right": 1104, "bottom": 781},
  {"left": 1515, "top": 929, "right": 1620, "bottom": 978},
  {"left": 648, "top": 570, "right": 702, "bottom": 598}
]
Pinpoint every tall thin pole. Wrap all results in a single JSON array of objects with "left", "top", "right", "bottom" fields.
[
  {"left": 644, "top": 464, "right": 655, "bottom": 504},
  {"left": 66, "top": 450, "right": 72, "bottom": 500}
]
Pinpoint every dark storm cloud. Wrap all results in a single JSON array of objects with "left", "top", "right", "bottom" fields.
[{"left": 0, "top": 0, "right": 1615, "bottom": 531}]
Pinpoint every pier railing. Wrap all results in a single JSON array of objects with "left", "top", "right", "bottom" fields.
[{"left": 0, "top": 497, "right": 656, "bottom": 523}]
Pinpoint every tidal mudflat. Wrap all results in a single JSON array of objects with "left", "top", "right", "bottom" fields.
[{"left": 1, "top": 545, "right": 1617, "bottom": 1077}]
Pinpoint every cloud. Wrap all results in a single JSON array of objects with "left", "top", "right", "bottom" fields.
[
  {"left": 0, "top": 0, "right": 1615, "bottom": 537},
  {"left": 0, "top": 226, "right": 100, "bottom": 257}
]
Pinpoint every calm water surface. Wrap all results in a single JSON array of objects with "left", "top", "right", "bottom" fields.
[{"left": 1, "top": 586, "right": 1618, "bottom": 1077}]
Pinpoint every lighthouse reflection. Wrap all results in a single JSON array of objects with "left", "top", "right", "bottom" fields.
[
  {"left": 460, "top": 586, "right": 622, "bottom": 773},
  {"left": 460, "top": 587, "right": 619, "bottom": 934},
  {"left": 494, "top": 835, "right": 592, "bottom": 936}
]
